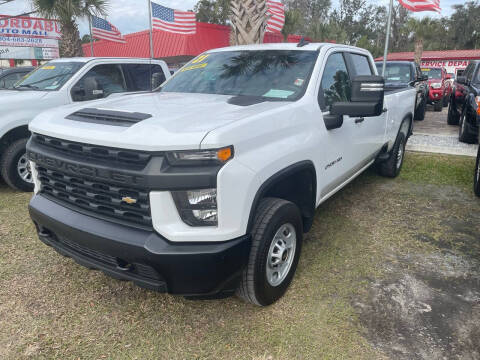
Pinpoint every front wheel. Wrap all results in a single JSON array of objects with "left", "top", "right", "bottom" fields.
[
  {"left": 1, "top": 138, "right": 34, "bottom": 192},
  {"left": 237, "top": 198, "right": 303, "bottom": 306},
  {"left": 447, "top": 101, "right": 459, "bottom": 125},
  {"left": 459, "top": 113, "right": 476, "bottom": 144},
  {"left": 474, "top": 147, "right": 480, "bottom": 197},
  {"left": 414, "top": 98, "right": 426, "bottom": 121},
  {"left": 434, "top": 100, "right": 443, "bottom": 112}
]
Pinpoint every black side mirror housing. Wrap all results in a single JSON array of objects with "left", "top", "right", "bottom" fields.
[
  {"left": 330, "top": 75, "right": 384, "bottom": 118},
  {"left": 456, "top": 76, "right": 467, "bottom": 85},
  {"left": 420, "top": 75, "right": 428, "bottom": 81}
]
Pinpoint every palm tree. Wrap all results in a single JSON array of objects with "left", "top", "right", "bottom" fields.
[
  {"left": 31, "top": 0, "right": 108, "bottom": 57},
  {"left": 229, "top": 0, "right": 269, "bottom": 45}
]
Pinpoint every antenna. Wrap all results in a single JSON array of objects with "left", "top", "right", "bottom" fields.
[{"left": 297, "top": 37, "right": 309, "bottom": 48}]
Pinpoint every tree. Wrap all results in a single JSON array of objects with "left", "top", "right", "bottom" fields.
[
  {"left": 31, "top": 0, "right": 108, "bottom": 57},
  {"left": 229, "top": 0, "right": 269, "bottom": 45},
  {"left": 81, "top": 34, "right": 92, "bottom": 44},
  {"left": 195, "top": 0, "right": 230, "bottom": 25}
]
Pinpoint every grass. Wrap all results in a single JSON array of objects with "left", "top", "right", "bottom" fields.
[{"left": 0, "top": 152, "right": 478, "bottom": 360}]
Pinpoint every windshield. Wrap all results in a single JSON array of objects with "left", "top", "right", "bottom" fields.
[
  {"left": 14, "top": 62, "right": 83, "bottom": 91},
  {"left": 422, "top": 68, "right": 442, "bottom": 80},
  {"left": 376, "top": 63, "right": 412, "bottom": 84},
  {"left": 161, "top": 50, "right": 318, "bottom": 101}
]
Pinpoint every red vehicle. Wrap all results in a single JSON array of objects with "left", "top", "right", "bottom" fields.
[{"left": 421, "top": 67, "right": 453, "bottom": 111}]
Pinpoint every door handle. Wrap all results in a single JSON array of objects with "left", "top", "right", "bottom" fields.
[{"left": 355, "top": 117, "right": 365, "bottom": 124}]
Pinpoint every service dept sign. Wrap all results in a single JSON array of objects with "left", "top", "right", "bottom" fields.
[{"left": 421, "top": 60, "right": 469, "bottom": 76}]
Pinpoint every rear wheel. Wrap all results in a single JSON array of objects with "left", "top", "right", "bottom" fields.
[
  {"left": 474, "top": 147, "right": 480, "bottom": 197},
  {"left": 447, "top": 101, "right": 460, "bottom": 125},
  {"left": 237, "top": 198, "right": 303, "bottom": 306},
  {"left": 378, "top": 132, "right": 406, "bottom": 178},
  {"left": 414, "top": 98, "right": 426, "bottom": 121},
  {"left": 459, "top": 112, "right": 477, "bottom": 144},
  {"left": 443, "top": 94, "right": 449, "bottom": 107},
  {"left": 0, "top": 138, "right": 34, "bottom": 192}
]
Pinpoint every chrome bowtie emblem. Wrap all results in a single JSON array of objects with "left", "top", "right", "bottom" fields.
[{"left": 122, "top": 196, "right": 137, "bottom": 205}]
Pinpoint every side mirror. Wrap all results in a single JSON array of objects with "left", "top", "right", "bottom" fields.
[
  {"left": 456, "top": 76, "right": 467, "bottom": 85},
  {"left": 420, "top": 75, "right": 428, "bottom": 81},
  {"left": 330, "top": 75, "right": 384, "bottom": 118}
]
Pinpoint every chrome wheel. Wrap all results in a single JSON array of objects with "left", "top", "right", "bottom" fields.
[
  {"left": 461, "top": 115, "right": 466, "bottom": 135},
  {"left": 17, "top": 154, "right": 33, "bottom": 184},
  {"left": 396, "top": 139, "right": 405, "bottom": 170},
  {"left": 266, "top": 223, "right": 297, "bottom": 287}
]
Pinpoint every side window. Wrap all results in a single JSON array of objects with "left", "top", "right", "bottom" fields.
[
  {"left": 0, "top": 72, "right": 24, "bottom": 88},
  {"left": 123, "top": 64, "right": 166, "bottom": 91},
  {"left": 350, "top": 54, "right": 373, "bottom": 76},
  {"left": 464, "top": 63, "right": 473, "bottom": 82},
  {"left": 71, "top": 64, "right": 126, "bottom": 102},
  {"left": 319, "top": 53, "right": 351, "bottom": 111}
]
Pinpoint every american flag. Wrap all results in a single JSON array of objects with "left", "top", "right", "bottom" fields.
[
  {"left": 398, "top": 0, "right": 441, "bottom": 13},
  {"left": 266, "top": 0, "right": 285, "bottom": 33},
  {"left": 91, "top": 16, "right": 126, "bottom": 43},
  {"left": 150, "top": 1, "right": 196, "bottom": 35}
]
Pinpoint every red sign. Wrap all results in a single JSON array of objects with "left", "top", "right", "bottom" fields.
[{"left": 0, "top": 15, "right": 61, "bottom": 39}]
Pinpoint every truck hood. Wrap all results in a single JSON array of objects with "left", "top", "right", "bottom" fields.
[
  {"left": 0, "top": 90, "right": 48, "bottom": 102},
  {"left": 29, "top": 92, "right": 292, "bottom": 151}
]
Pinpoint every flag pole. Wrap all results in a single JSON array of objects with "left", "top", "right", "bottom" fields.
[
  {"left": 382, "top": 0, "right": 394, "bottom": 76},
  {"left": 148, "top": 0, "right": 154, "bottom": 59},
  {"left": 88, "top": 14, "right": 94, "bottom": 57}
]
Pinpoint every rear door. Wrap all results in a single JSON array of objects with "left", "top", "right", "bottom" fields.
[{"left": 345, "top": 52, "right": 386, "bottom": 157}]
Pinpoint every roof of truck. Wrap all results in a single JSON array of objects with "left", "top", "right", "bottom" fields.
[
  {"left": 49, "top": 57, "right": 164, "bottom": 63},
  {"left": 207, "top": 42, "right": 369, "bottom": 53}
]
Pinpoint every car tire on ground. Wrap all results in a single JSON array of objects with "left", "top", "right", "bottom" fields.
[
  {"left": 434, "top": 100, "right": 443, "bottom": 112},
  {"left": 447, "top": 101, "right": 460, "bottom": 125},
  {"left": 0, "top": 138, "right": 34, "bottom": 192},
  {"left": 237, "top": 197, "right": 303, "bottom": 306},
  {"left": 414, "top": 98, "right": 426, "bottom": 121},
  {"left": 458, "top": 112, "right": 477, "bottom": 144},
  {"left": 378, "top": 131, "right": 406, "bottom": 178},
  {"left": 443, "top": 94, "right": 449, "bottom": 107},
  {"left": 474, "top": 147, "right": 480, "bottom": 197}
]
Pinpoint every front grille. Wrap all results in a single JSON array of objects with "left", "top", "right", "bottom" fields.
[
  {"left": 37, "top": 166, "right": 152, "bottom": 228},
  {"left": 32, "top": 134, "right": 152, "bottom": 169}
]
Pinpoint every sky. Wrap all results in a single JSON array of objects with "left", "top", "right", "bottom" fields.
[{"left": 0, "top": 0, "right": 464, "bottom": 37}]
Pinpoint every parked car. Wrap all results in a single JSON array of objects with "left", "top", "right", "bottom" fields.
[
  {"left": 447, "top": 60, "right": 480, "bottom": 143},
  {"left": 375, "top": 61, "right": 428, "bottom": 121},
  {"left": 0, "top": 57, "right": 170, "bottom": 192},
  {"left": 27, "top": 43, "right": 416, "bottom": 306},
  {"left": 475, "top": 145, "right": 480, "bottom": 197},
  {"left": 421, "top": 66, "right": 452, "bottom": 111},
  {"left": 0, "top": 66, "right": 35, "bottom": 89}
]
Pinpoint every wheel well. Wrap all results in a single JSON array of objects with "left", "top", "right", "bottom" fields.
[
  {"left": 248, "top": 161, "right": 317, "bottom": 233},
  {"left": 0, "top": 126, "right": 30, "bottom": 154}
]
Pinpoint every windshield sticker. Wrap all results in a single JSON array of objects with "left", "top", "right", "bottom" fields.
[
  {"left": 191, "top": 54, "right": 209, "bottom": 64},
  {"left": 294, "top": 78, "right": 305, "bottom": 87},
  {"left": 264, "top": 89, "right": 295, "bottom": 99},
  {"left": 421, "top": 68, "right": 430, "bottom": 72},
  {"left": 42, "top": 66, "right": 56, "bottom": 70},
  {"left": 180, "top": 63, "right": 208, "bottom": 72}
]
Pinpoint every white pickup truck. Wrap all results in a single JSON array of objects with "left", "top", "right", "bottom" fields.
[
  {"left": 0, "top": 57, "right": 170, "bottom": 191},
  {"left": 27, "top": 43, "right": 416, "bottom": 306}
]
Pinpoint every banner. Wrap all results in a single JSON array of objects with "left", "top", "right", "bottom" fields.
[
  {"left": 0, "top": 35, "right": 59, "bottom": 48},
  {"left": 0, "top": 46, "right": 59, "bottom": 59},
  {"left": 0, "top": 15, "right": 61, "bottom": 39},
  {"left": 420, "top": 60, "right": 469, "bottom": 75}
]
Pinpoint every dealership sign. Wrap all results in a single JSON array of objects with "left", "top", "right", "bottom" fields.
[
  {"left": 0, "top": 45, "right": 59, "bottom": 59},
  {"left": 421, "top": 60, "right": 470, "bottom": 75},
  {"left": 0, "top": 35, "right": 59, "bottom": 48},
  {"left": 0, "top": 15, "right": 61, "bottom": 39}
]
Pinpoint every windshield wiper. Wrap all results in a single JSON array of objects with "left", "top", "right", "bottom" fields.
[{"left": 14, "top": 84, "right": 39, "bottom": 90}]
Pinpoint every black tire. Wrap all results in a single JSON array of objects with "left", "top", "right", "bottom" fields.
[
  {"left": 434, "top": 100, "right": 443, "bottom": 112},
  {"left": 414, "top": 98, "right": 426, "bottom": 121},
  {"left": 0, "top": 138, "right": 34, "bottom": 192},
  {"left": 443, "top": 94, "right": 448, "bottom": 107},
  {"left": 447, "top": 101, "right": 460, "bottom": 125},
  {"left": 237, "top": 198, "right": 303, "bottom": 306},
  {"left": 475, "top": 147, "right": 480, "bottom": 197},
  {"left": 459, "top": 112, "right": 477, "bottom": 144},
  {"left": 378, "top": 132, "right": 406, "bottom": 178}
]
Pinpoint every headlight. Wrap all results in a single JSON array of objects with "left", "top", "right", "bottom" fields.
[
  {"left": 172, "top": 188, "right": 218, "bottom": 226},
  {"left": 430, "top": 82, "right": 442, "bottom": 89},
  {"left": 166, "top": 146, "right": 233, "bottom": 166}
]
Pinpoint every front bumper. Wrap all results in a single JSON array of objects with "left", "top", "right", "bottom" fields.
[
  {"left": 29, "top": 195, "right": 251, "bottom": 296},
  {"left": 428, "top": 89, "right": 443, "bottom": 103}
]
